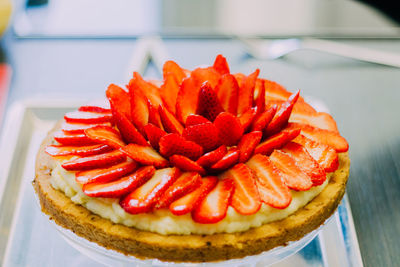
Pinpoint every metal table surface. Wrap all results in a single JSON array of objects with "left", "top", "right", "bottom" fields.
[{"left": 1, "top": 33, "right": 400, "bottom": 266}]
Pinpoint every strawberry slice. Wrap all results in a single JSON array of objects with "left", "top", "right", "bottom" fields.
[
  {"left": 264, "top": 79, "right": 291, "bottom": 101},
  {"left": 213, "top": 54, "right": 230, "bottom": 75},
  {"left": 76, "top": 160, "right": 138, "bottom": 184},
  {"left": 82, "top": 166, "right": 155, "bottom": 198},
  {"left": 196, "top": 145, "right": 227, "bottom": 168},
  {"left": 143, "top": 123, "right": 167, "bottom": 150},
  {"left": 176, "top": 77, "right": 199, "bottom": 124},
  {"left": 254, "top": 129, "right": 301, "bottom": 155},
  {"left": 162, "top": 60, "right": 187, "bottom": 84},
  {"left": 160, "top": 73, "right": 180, "bottom": 114},
  {"left": 62, "top": 150, "right": 126, "bottom": 171},
  {"left": 106, "top": 84, "right": 132, "bottom": 120},
  {"left": 237, "top": 69, "right": 259, "bottom": 115},
  {"left": 64, "top": 111, "right": 112, "bottom": 124},
  {"left": 185, "top": 114, "right": 210, "bottom": 127},
  {"left": 254, "top": 78, "right": 266, "bottom": 114},
  {"left": 84, "top": 126, "right": 125, "bottom": 149},
  {"left": 238, "top": 131, "right": 262, "bottom": 163},
  {"left": 155, "top": 172, "right": 202, "bottom": 209},
  {"left": 120, "top": 143, "right": 169, "bottom": 168},
  {"left": 129, "top": 83, "right": 149, "bottom": 132},
  {"left": 246, "top": 154, "right": 292, "bottom": 209},
  {"left": 281, "top": 142, "right": 326, "bottom": 186},
  {"left": 120, "top": 168, "right": 180, "bottom": 214},
  {"left": 267, "top": 99, "right": 316, "bottom": 116},
  {"left": 265, "top": 90, "right": 300, "bottom": 136},
  {"left": 191, "top": 67, "right": 221, "bottom": 89},
  {"left": 196, "top": 82, "right": 225, "bottom": 121},
  {"left": 170, "top": 155, "right": 206, "bottom": 175},
  {"left": 159, "top": 133, "right": 204, "bottom": 160},
  {"left": 269, "top": 150, "right": 313, "bottom": 191},
  {"left": 53, "top": 131, "right": 97, "bottom": 146},
  {"left": 293, "top": 134, "right": 339, "bottom": 172},
  {"left": 251, "top": 105, "right": 277, "bottom": 132},
  {"left": 147, "top": 99, "right": 163, "bottom": 129},
  {"left": 214, "top": 74, "right": 239, "bottom": 115},
  {"left": 78, "top": 105, "right": 111, "bottom": 113},
  {"left": 214, "top": 112, "right": 244, "bottom": 146},
  {"left": 182, "top": 122, "right": 220, "bottom": 152},
  {"left": 170, "top": 177, "right": 218, "bottom": 216},
  {"left": 158, "top": 104, "right": 184, "bottom": 135},
  {"left": 286, "top": 123, "right": 349, "bottom": 152},
  {"left": 45, "top": 144, "right": 112, "bottom": 157},
  {"left": 224, "top": 163, "right": 261, "bottom": 215},
  {"left": 210, "top": 147, "right": 240, "bottom": 171},
  {"left": 192, "top": 178, "right": 234, "bottom": 224},
  {"left": 239, "top": 107, "right": 257, "bottom": 132},
  {"left": 290, "top": 111, "right": 338, "bottom": 132},
  {"left": 61, "top": 121, "right": 112, "bottom": 134},
  {"left": 129, "top": 72, "right": 163, "bottom": 107}
]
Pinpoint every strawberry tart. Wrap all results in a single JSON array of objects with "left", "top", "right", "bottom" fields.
[{"left": 33, "top": 55, "right": 350, "bottom": 262}]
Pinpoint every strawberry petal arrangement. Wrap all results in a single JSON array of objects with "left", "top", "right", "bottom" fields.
[{"left": 35, "top": 55, "right": 350, "bottom": 262}]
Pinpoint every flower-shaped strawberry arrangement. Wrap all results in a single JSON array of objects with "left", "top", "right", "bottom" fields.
[{"left": 46, "top": 55, "right": 348, "bottom": 224}]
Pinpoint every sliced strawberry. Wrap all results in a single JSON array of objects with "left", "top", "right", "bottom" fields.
[
  {"left": 158, "top": 104, "right": 184, "bottom": 135},
  {"left": 176, "top": 77, "right": 199, "bottom": 124},
  {"left": 185, "top": 114, "right": 210, "bottom": 127},
  {"left": 233, "top": 73, "right": 245, "bottom": 87},
  {"left": 84, "top": 126, "right": 125, "bottom": 149},
  {"left": 254, "top": 128, "right": 301, "bottom": 155},
  {"left": 269, "top": 150, "right": 313, "bottom": 191},
  {"left": 76, "top": 160, "right": 138, "bottom": 184},
  {"left": 120, "top": 143, "right": 169, "bottom": 168},
  {"left": 286, "top": 123, "right": 349, "bottom": 152},
  {"left": 129, "top": 83, "right": 149, "bottom": 132},
  {"left": 214, "top": 74, "right": 239, "bottom": 115},
  {"left": 213, "top": 54, "right": 230, "bottom": 75},
  {"left": 61, "top": 121, "right": 112, "bottom": 134},
  {"left": 162, "top": 60, "right": 186, "bottom": 84},
  {"left": 196, "top": 82, "right": 225, "bottom": 121},
  {"left": 224, "top": 163, "right": 261, "bottom": 215},
  {"left": 147, "top": 99, "right": 163, "bottom": 129},
  {"left": 289, "top": 111, "right": 338, "bottom": 132},
  {"left": 191, "top": 67, "right": 221, "bottom": 89},
  {"left": 192, "top": 178, "right": 234, "bottom": 224},
  {"left": 246, "top": 154, "right": 292, "bottom": 209},
  {"left": 120, "top": 168, "right": 179, "bottom": 214},
  {"left": 78, "top": 105, "right": 111, "bottom": 113},
  {"left": 106, "top": 84, "right": 132, "bottom": 120},
  {"left": 143, "top": 123, "right": 167, "bottom": 150},
  {"left": 265, "top": 90, "right": 300, "bottom": 136},
  {"left": 160, "top": 73, "right": 180, "bottom": 114},
  {"left": 182, "top": 122, "right": 220, "bottom": 152},
  {"left": 238, "top": 131, "right": 262, "bottom": 163},
  {"left": 159, "top": 133, "right": 204, "bottom": 160},
  {"left": 251, "top": 105, "right": 277, "bottom": 132},
  {"left": 237, "top": 69, "right": 259, "bottom": 115},
  {"left": 254, "top": 78, "right": 265, "bottom": 114},
  {"left": 62, "top": 150, "right": 126, "bottom": 171},
  {"left": 170, "top": 176, "right": 218, "bottom": 216},
  {"left": 129, "top": 72, "right": 163, "bottom": 107},
  {"left": 239, "top": 107, "right": 257, "bottom": 132},
  {"left": 214, "top": 112, "right": 244, "bottom": 146},
  {"left": 53, "top": 131, "right": 97, "bottom": 146},
  {"left": 82, "top": 166, "right": 155, "bottom": 198},
  {"left": 281, "top": 142, "right": 326, "bottom": 185},
  {"left": 45, "top": 144, "right": 112, "bottom": 157},
  {"left": 64, "top": 111, "right": 112, "bottom": 124},
  {"left": 210, "top": 147, "right": 240, "bottom": 171},
  {"left": 293, "top": 134, "right": 339, "bottom": 172},
  {"left": 196, "top": 145, "right": 227, "bottom": 168},
  {"left": 170, "top": 155, "right": 206, "bottom": 175},
  {"left": 264, "top": 79, "right": 291, "bottom": 102},
  {"left": 267, "top": 99, "right": 316, "bottom": 116},
  {"left": 155, "top": 172, "right": 202, "bottom": 209}
]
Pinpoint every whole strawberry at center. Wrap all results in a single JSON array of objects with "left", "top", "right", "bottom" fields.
[{"left": 46, "top": 55, "right": 348, "bottom": 224}]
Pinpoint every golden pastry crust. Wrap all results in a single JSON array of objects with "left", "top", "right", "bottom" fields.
[{"left": 33, "top": 122, "right": 350, "bottom": 263}]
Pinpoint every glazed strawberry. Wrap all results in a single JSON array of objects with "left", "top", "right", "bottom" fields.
[
  {"left": 239, "top": 107, "right": 257, "bottom": 132},
  {"left": 254, "top": 129, "right": 301, "bottom": 155},
  {"left": 246, "top": 154, "right": 292, "bottom": 209},
  {"left": 45, "top": 144, "right": 112, "bottom": 157},
  {"left": 213, "top": 54, "right": 230, "bottom": 75},
  {"left": 106, "top": 84, "right": 132, "bottom": 120},
  {"left": 265, "top": 90, "right": 300, "bottom": 136},
  {"left": 214, "top": 112, "right": 244, "bottom": 146},
  {"left": 61, "top": 121, "right": 112, "bottom": 134},
  {"left": 237, "top": 69, "right": 259, "bottom": 115},
  {"left": 214, "top": 74, "right": 239, "bottom": 115},
  {"left": 62, "top": 150, "right": 126, "bottom": 171},
  {"left": 251, "top": 105, "right": 277, "bottom": 132},
  {"left": 120, "top": 168, "right": 180, "bottom": 214},
  {"left": 147, "top": 99, "right": 163, "bottom": 129},
  {"left": 293, "top": 134, "right": 339, "bottom": 172},
  {"left": 160, "top": 73, "right": 180, "bottom": 114},
  {"left": 269, "top": 150, "right": 313, "bottom": 191},
  {"left": 196, "top": 82, "right": 225, "bottom": 121},
  {"left": 289, "top": 111, "right": 338, "bottom": 132},
  {"left": 120, "top": 143, "right": 169, "bottom": 168},
  {"left": 185, "top": 114, "right": 210, "bottom": 127},
  {"left": 192, "top": 178, "right": 234, "bottom": 224},
  {"left": 210, "top": 147, "right": 240, "bottom": 171},
  {"left": 266, "top": 99, "right": 316, "bottom": 116},
  {"left": 170, "top": 177, "right": 218, "bottom": 216},
  {"left": 158, "top": 104, "right": 184, "bottom": 135},
  {"left": 162, "top": 60, "right": 187, "bottom": 84},
  {"left": 78, "top": 105, "right": 111, "bottom": 113},
  {"left": 182, "top": 122, "right": 220, "bottom": 152},
  {"left": 196, "top": 145, "right": 227, "bottom": 168},
  {"left": 53, "top": 131, "right": 97, "bottom": 146},
  {"left": 64, "top": 111, "right": 113, "bottom": 124},
  {"left": 281, "top": 142, "right": 326, "bottom": 186},
  {"left": 82, "top": 166, "right": 155, "bottom": 198},
  {"left": 144, "top": 123, "right": 167, "bottom": 150},
  {"left": 254, "top": 78, "right": 265, "bottom": 114},
  {"left": 191, "top": 67, "right": 221, "bottom": 89},
  {"left": 129, "top": 84, "right": 149, "bottom": 132},
  {"left": 264, "top": 79, "right": 292, "bottom": 101},
  {"left": 129, "top": 72, "right": 163, "bottom": 107},
  {"left": 169, "top": 155, "right": 206, "bottom": 175},
  {"left": 155, "top": 172, "right": 202, "bottom": 209},
  {"left": 238, "top": 131, "right": 262, "bottom": 163},
  {"left": 224, "top": 163, "right": 261, "bottom": 215},
  {"left": 85, "top": 126, "right": 126, "bottom": 149},
  {"left": 176, "top": 77, "right": 199, "bottom": 124},
  {"left": 76, "top": 160, "right": 138, "bottom": 184},
  {"left": 159, "top": 133, "right": 204, "bottom": 160}
]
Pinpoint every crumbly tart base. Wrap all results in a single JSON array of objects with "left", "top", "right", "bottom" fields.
[{"left": 33, "top": 123, "right": 350, "bottom": 263}]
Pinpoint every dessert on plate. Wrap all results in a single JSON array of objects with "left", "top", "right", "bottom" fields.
[{"left": 34, "top": 55, "right": 349, "bottom": 262}]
